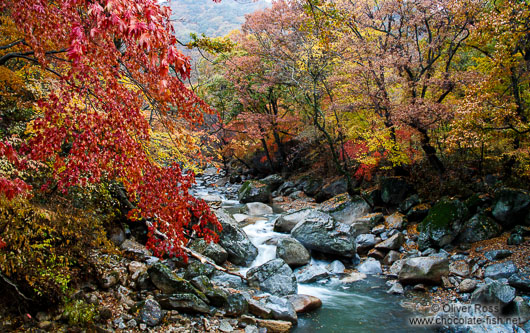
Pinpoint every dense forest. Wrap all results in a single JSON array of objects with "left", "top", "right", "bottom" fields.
[{"left": 0, "top": 0, "right": 529, "bottom": 332}]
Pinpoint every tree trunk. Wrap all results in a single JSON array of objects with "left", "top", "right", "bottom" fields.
[{"left": 419, "top": 129, "right": 445, "bottom": 175}]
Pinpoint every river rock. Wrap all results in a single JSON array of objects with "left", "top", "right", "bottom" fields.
[
  {"left": 224, "top": 292, "right": 249, "bottom": 316},
  {"left": 291, "top": 211, "right": 356, "bottom": 258},
  {"left": 406, "top": 204, "right": 431, "bottom": 222},
  {"left": 389, "top": 259, "right": 405, "bottom": 276},
  {"left": 357, "top": 258, "right": 382, "bottom": 275},
  {"left": 380, "top": 177, "right": 413, "bottom": 205},
  {"left": 276, "top": 237, "right": 311, "bottom": 268},
  {"left": 239, "top": 180, "right": 272, "bottom": 203},
  {"left": 484, "top": 261, "right": 518, "bottom": 280},
  {"left": 327, "top": 260, "right": 346, "bottom": 274},
  {"left": 315, "top": 178, "right": 349, "bottom": 202},
  {"left": 375, "top": 232, "right": 404, "bottom": 251},
  {"left": 458, "top": 213, "right": 502, "bottom": 244},
  {"left": 260, "top": 295, "right": 298, "bottom": 324},
  {"left": 246, "top": 202, "right": 273, "bottom": 216},
  {"left": 215, "top": 209, "right": 258, "bottom": 266},
  {"left": 367, "top": 248, "right": 385, "bottom": 260},
  {"left": 120, "top": 239, "right": 151, "bottom": 260},
  {"left": 295, "top": 264, "right": 329, "bottom": 283},
  {"left": 484, "top": 249, "right": 513, "bottom": 261},
  {"left": 398, "top": 256, "right": 449, "bottom": 285},
  {"left": 139, "top": 299, "right": 163, "bottom": 327},
  {"left": 449, "top": 260, "right": 470, "bottom": 277},
  {"left": 277, "top": 181, "right": 296, "bottom": 196},
  {"left": 387, "top": 282, "right": 404, "bottom": 294},
  {"left": 148, "top": 263, "right": 203, "bottom": 298},
  {"left": 509, "top": 274, "right": 530, "bottom": 292},
  {"left": 330, "top": 199, "right": 371, "bottom": 226},
  {"left": 246, "top": 259, "right": 297, "bottom": 296},
  {"left": 383, "top": 250, "right": 401, "bottom": 265},
  {"left": 211, "top": 271, "right": 244, "bottom": 289},
  {"left": 248, "top": 298, "right": 273, "bottom": 318},
  {"left": 156, "top": 293, "right": 210, "bottom": 314},
  {"left": 297, "top": 176, "right": 323, "bottom": 196},
  {"left": 261, "top": 174, "right": 284, "bottom": 192},
  {"left": 398, "top": 194, "right": 421, "bottom": 214},
  {"left": 340, "top": 272, "right": 367, "bottom": 283},
  {"left": 184, "top": 261, "right": 215, "bottom": 280},
  {"left": 356, "top": 234, "right": 377, "bottom": 254},
  {"left": 274, "top": 208, "right": 316, "bottom": 233},
  {"left": 286, "top": 294, "right": 322, "bottom": 313},
  {"left": 385, "top": 212, "right": 406, "bottom": 230},
  {"left": 240, "top": 315, "right": 292, "bottom": 333},
  {"left": 417, "top": 198, "right": 469, "bottom": 250},
  {"left": 471, "top": 280, "right": 516, "bottom": 305},
  {"left": 459, "top": 279, "right": 478, "bottom": 293},
  {"left": 492, "top": 187, "right": 530, "bottom": 225}
]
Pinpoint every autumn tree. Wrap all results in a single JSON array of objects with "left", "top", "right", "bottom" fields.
[{"left": 0, "top": 0, "right": 221, "bottom": 257}]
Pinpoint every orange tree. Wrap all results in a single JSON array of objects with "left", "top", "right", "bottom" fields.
[{"left": 0, "top": 0, "right": 221, "bottom": 257}]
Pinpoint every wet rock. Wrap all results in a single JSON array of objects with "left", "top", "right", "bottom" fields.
[
  {"left": 330, "top": 199, "right": 372, "bottom": 228},
  {"left": 239, "top": 180, "right": 272, "bottom": 204},
  {"left": 340, "top": 272, "right": 367, "bottom": 283},
  {"left": 484, "top": 249, "right": 513, "bottom": 261},
  {"left": 189, "top": 239, "right": 228, "bottom": 265},
  {"left": 356, "top": 234, "right": 377, "bottom": 254},
  {"left": 184, "top": 261, "right": 215, "bottom": 280},
  {"left": 458, "top": 213, "right": 502, "bottom": 244},
  {"left": 246, "top": 259, "right": 297, "bottom": 296},
  {"left": 286, "top": 295, "right": 322, "bottom": 313},
  {"left": 459, "top": 279, "right": 478, "bottom": 293},
  {"left": 148, "top": 262, "right": 203, "bottom": 298},
  {"left": 387, "top": 282, "right": 404, "bottom": 294},
  {"left": 375, "top": 233, "right": 404, "bottom": 251},
  {"left": 398, "top": 195, "right": 421, "bottom": 214},
  {"left": 326, "top": 260, "right": 346, "bottom": 274},
  {"left": 380, "top": 177, "right": 413, "bottom": 206},
  {"left": 383, "top": 250, "right": 401, "bottom": 265},
  {"left": 216, "top": 209, "right": 258, "bottom": 266},
  {"left": 295, "top": 264, "right": 329, "bottom": 283},
  {"left": 357, "top": 258, "right": 382, "bottom": 275},
  {"left": 291, "top": 211, "right": 356, "bottom": 258},
  {"left": 449, "top": 260, "right": 470, "bottom": 277},
  {"left": 417, "top": 198, "right": 469, "bottom": 250},
  {"left": 260, "top": 295, "right": 297, "bottom": 324},
  {"left": 385, "top": 212, "right": 406, "bottom": 230},
  {"left": 246, "top": 202, "right": 273, "bottom": 216},
  {"left": 492, "top": 187, "right": 530, "bottom": 225},
  {"left": 471, "top": 280, "right": 516, "bottom": 305},
  {"left": 139, "top": 299, "right": 163, "bottom": 327},
  {"left": 211, "top": 271, "right": 244, "bottom": 289},
  {"left": 484, "top": 261, "right": 518, "bottom": 280},
  {"left": 274, "top": 208, "right": 316, "bottom": 233},
  {"left": 398, "top": 256, "right": 449, "bottom": 285},
  {"left": 389, "top": 260, "right": 405, "bottom": 276},
  {"left": 157, "top": 293, "right": 210, "bottom": 314},
  {"left": 508, "top": 274, "right": 530, "bottom": 292},
  {"left": 275, "top": 237, "right": 311, "bottom": 268},
  {"left": 261, "top": 174, "right": 284, "bottom": 192},
  {"left": 406, "top": 204, "right": 431, "bottom": 222},
  {"left": 316, "top": 178, "right": 349, "bottom": 202}
]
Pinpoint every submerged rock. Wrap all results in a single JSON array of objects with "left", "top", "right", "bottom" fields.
[{"left": 246, "top": 259, "right": 297, "bottom": 296}]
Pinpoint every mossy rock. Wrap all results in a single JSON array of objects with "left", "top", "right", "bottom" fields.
[
  {"left": 148, "top": 262, "right": 207, "bottom": 302},
  {"left": 238, "top": 180, "right": 271, "bottom": 203},
  {"left": 418, "top": 198, "right": 469, "bottom": 250}
]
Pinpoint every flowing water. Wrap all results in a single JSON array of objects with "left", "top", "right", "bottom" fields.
[{"left": 192, "top": 175, "right": 430, "bottom": 333}]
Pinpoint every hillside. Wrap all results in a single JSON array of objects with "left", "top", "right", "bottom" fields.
[{"left": 162, "top": 0, "right": 271, "bottom": 42}]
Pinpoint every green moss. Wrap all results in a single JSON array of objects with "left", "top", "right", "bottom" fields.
[
  {"left": 63, "top": 299, "right": 97, "bottom": 326},
  {"left": 419, "top": 198, "right": 469, "bottom": 232}
]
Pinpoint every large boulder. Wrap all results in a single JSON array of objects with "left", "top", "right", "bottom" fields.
[
  {"left": 274, "top": 209, "right": 316, "bottom": 233},
  {"left": 355, "top": 234, "right": 377, "bottom": 254},
  {"left": 330, "top": 198, "right": 371, "bottom": 226},
  {"left": 246, "top": 202, "right": 273, "bottom": 216},
  {"left": 380, "top": 177, "right": 413, "bottom": 205},
  {"left": 215, "top": 209, "right": 258, "bottom": 266},
  {"left": 275, "top": 237, "right": 311, "bottom": 267},
  {"left": 492, "top": 188, "right": 530, "bottom": 226},
  {"left": 246, "top": 259, "right": 297, "bottom": 296},
  {"left": 259, "top": 295, "right": 298, "bottom": 324},
  {"left": 148, "top": 263, "right": 204, "bottom": 298},
  {"left": 457, "top": 213, "right": 502, "bottom": 244},
  {"left": 189, "top": 239, "right": 228, "bottom": 266},
  {"left": 398, "top": 256, "right": 449, "bottom": 285},
  {"left": 471, "top": 280, "right": 516, "bottom": 305},
  {"left": 291, "top": 211, "right": 356, "bottom": 258},
  {"left": 357, "top": 258, "right": 382, "bottom": 275},
  {"left": 315, "top": 178, "right": 349, "bottom": 203},
  {"left": 484, "top": 261, "right": 518, "bottom": 280},
  {"left": 239, "top": 180, "right": 272, "bottom": 203},
  {"left": 261, "top": 174, "right": 284, "bottom": 192},
  {"left": 417, "top": 198, "right": 469, "bottom": 250},
  {"left": 297, "top": 176, "right": 323, "bottom": 197}
]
